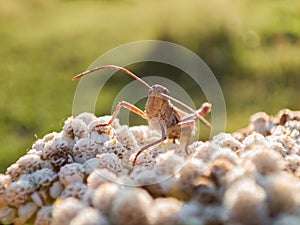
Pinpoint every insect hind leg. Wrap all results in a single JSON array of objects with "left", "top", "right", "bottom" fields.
[
  {"left": 178, "top": 121, "right": 196, "bottom": 155},
  {"left": 132, "top": 120, "right": 167, "bottom": 166}
]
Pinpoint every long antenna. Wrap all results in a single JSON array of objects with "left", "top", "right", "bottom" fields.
[
  {"left": 72, "top": 65, "right": 211, "bottom": 128},
  {"left": 72, "top": 65, "right": 153, "bottom": 90}
]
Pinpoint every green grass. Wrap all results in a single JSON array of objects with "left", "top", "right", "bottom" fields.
[{"left": 0, "top": 0, "right": 299, "bottom": 172}]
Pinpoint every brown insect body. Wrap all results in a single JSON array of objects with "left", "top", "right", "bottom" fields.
[{"left": 145, "top": 84, "right": 188, "bottom": 141}]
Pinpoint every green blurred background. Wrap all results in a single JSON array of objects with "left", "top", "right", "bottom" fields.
[{"left": 0, "top": 0, "right": 299, "bottom": 172}]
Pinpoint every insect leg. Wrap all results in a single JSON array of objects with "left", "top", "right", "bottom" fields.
[
  {"left": 96, "top": 101, "right": 146, "bottom": 127},
  {"left": 167, "top": 120, "right": 195, "bottom": 155},
  {"left": 132, "top": 120, "right": 167, "bottom": 166},
  {"left": 177, "top": 103, "right": 211, "bottom": 154},
  {"left": 179, "top": 102, "right": 211, "bottom": 125}
]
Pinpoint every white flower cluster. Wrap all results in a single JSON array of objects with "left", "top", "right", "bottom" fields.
[{"left": 0, "top": 110, "right": 300, "bottom": 225}]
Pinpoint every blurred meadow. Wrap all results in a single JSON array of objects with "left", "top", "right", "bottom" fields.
[{"left": 0, "top": 0, "right": 299, "bottom": 172}]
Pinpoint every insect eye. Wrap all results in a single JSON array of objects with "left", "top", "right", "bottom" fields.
[{"left": 163, "top": 88, "right": 169, "bottom": 95}]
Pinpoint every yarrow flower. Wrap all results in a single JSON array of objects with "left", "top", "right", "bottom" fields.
[{"left": 1, "top": 110, "right": 299, "bottom": 225}]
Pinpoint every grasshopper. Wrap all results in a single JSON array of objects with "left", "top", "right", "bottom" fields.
[{"left": 72, "top": 65, "right": 211, "bottom": 166}]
